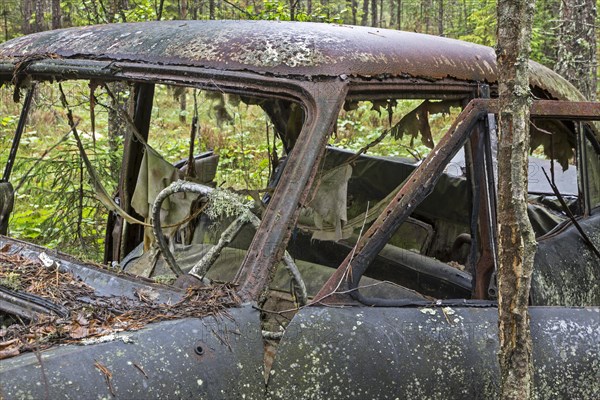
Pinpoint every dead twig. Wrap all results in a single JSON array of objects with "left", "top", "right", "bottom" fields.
[
  {"left": 94, "top": 360, "right": 115, "bottom": 397},
  {"left": 132, "top": 362, "right": 148, "bottom": 379}
]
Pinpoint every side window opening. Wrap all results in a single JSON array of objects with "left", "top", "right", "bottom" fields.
[
  {"left": 527, "top": 118, "right": 599, "bottom": 236},
  {"left": 1, "top": 81, "right": 121, "bottom": 261},
  {"left": 2, "top": 80, "right": 308, "bottom": 290}
]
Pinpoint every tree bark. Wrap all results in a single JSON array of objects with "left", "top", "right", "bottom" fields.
[
  {"left": 180, "top": 0, "right": 188, "bottom": 18},
  {"left": 156, "top": 0, "right": 165, "bottom": 20},
  {"left": 423, "top": 0, "right": 430, "bottom": 33},
  {"left": 370, "top": 0, "right": 377, "bottom": 26},
  {"left": 34, "top": 0, "right": 44, "bottom": 32},
  {"left": 191, "top": 0, "right": 198, "bottom": 19},
  {"left": 555, "top": 0, "right": 597, "bottom": 100},
  {"left": 22, "top": 0, "right": 33, "bottom": 35},
  {"left": 438, "top": 0, "right": 443, "bottom": 36},
  {"left": 496, "top": 0, "right": 537, "bottom": 398},
  {"left": 360, "top": 0, "right": 368, "bottom": 25},
  {"left": 397, "top": 0, "right": 402, "bottom": 30},
  {"left": 209, "top": 0, "right": 215, "bottom": 19},
  {"left": 51, "top": 0, "right": 61, "bottom": 29},
  {"left": 289, "top": 0, "right": 295, "bottom": 20},
  {"left": 2, "top": 0, "right": 9, "bottom": 41}
]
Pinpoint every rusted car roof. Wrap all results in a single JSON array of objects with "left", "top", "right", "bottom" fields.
[{"left": 0, "top": 20, "right": 582, "bottom": 101}]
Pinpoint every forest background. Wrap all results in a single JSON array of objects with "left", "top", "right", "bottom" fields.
[{"left": 0, "top": 0, "right": 597, "bottom": 261}]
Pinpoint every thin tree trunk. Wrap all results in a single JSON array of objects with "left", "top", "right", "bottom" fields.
[
  {"left": 51, "top": 0, "right": 61, "bottom": 29},
  {"left": 177, "top": 0, "right": 188, "bottom": 121},
  {"left": 22, "top": 0, "right": 32, "bottom": 34},
  {"left": 34, "top": 0, "right": 44, "bottom": 32},
  {"left": 496, "top": 0, "right": 537, "bottom": 398},
  {"left": 418, "top": 2, "right": 422, "bottom": 32},
  {"left": 191, "top": 0, "right": 198, "bottom": 19},
  {"left": 321, "top": 0, "right": 330, "bottom": 20},
  {"left": 370, "top": 0, "right": 377, "bottom": 26},
  {"left": 555, "top": 0, "right": 597, "bottom": 100},
  {"left": 361, "top": 0, "right": 368, "bottom": 25},
  {"left": 423, "top": 0, "right": 430, "bottom": 33},
  {"left": 117, "top": 0, "right": 127, "bottom": 21},
  {"left": 179, "top": 90, "right": 187, "bottom": 123},
  {"left": 181, "top": 0, "right": 188, "bottom": 18},
  {"left": 2, "top": 0, "right": 8, "bottom": 41},
  {"left": 209, "top": 0, "right": 215, "bottom": 19},
  {"left": 107, "top": 82, "right": 129, "bottom": 178},
  {"left": 156, "top": 0, "right": 165, "bottom": 20},
  {"left": 351, "top": 0, "right": 357, "bottom": 25},
  {"left": 438, "top": 0, "right": 443, "bottom": 35},
  {"left": 397, "top": 0, "right": 401, "bottom": 30},
  {"left": 462, "top": 0, "right": 468, "bottom": 34}
]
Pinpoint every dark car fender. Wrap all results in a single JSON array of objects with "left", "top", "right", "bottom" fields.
[
  {"left": 0, "top": 305, "right": 265, "bottom": 400},
  {"left": 268, "top": 306, "right": 600, "bottom": 399}
]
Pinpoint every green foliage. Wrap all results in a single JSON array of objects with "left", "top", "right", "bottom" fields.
[
  {"left": 456, "top": 0, "right": 496, "bottom": 47},
  {"left": 9, "top": 132, "right": 120, "bottom": 260},
  {"left": 530, "top": 0, "right": 559, "bottom": 66},
  {"left": 245, "top": 0, "right": 346, "bottom": 23},
  {"left": 332, "top": 100, "right": 458, "bottom": 161},
  {"left": 1, "top": 83, "right": 121, "bottom": 261}
]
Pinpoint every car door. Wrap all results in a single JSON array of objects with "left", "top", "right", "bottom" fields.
[{"left": 267, "top": 98, "right": 600, "bottom": 399}]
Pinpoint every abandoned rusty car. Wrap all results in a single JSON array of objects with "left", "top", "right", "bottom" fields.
[{"left": 0, "top": 21, "right": 599, "bottom": 399}]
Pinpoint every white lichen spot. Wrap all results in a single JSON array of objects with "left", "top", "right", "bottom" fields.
[
  {"left": 197, "top": 379, "right": 204, "bottom": 386},
  {"left": 442, "top": 307, "right": 456, "bottom": 315},
  {"left": 420, "top": 308, "right": 437, "bottom": 315}
]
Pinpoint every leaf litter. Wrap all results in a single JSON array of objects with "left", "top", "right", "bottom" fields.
[{"left": 0, "top": 251, "right": 239, "bottom": 360}]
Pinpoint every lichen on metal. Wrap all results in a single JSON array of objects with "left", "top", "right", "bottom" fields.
[{"left": 0, "top": 20, "right": 583, "bottom": 102}]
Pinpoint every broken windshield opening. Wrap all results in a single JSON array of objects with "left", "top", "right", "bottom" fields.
[
  {"left": 103, "top": 83, "right": 310, "bottom": 293},
  {"left": 1, "top": 80, "right": 310, "bottom": 294}
]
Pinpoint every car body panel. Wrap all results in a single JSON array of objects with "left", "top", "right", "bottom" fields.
[
  {"left": 533, "top": 209, "right": 600, "bottom": 305},
  {"left": 269, "top": 306, "right": 600, "bottom": 399},
  {"left": 0, "top": 306, "right": 265, "bottom": 399}
]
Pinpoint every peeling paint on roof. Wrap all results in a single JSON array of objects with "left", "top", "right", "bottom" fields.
[
  {"left": 0, "top": 20, "right": 582, "bottom": 101},
  {"left": 0, "top": 20, "right": 498, "bottom": 80}
]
